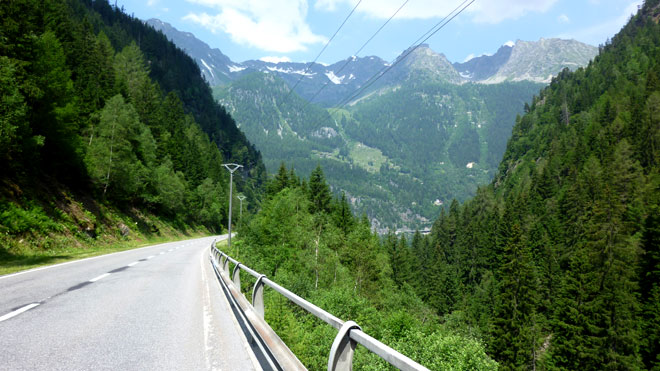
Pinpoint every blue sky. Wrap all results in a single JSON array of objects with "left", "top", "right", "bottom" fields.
[{"left": 117, "top": 0, "right": 642, "bottom": 64}]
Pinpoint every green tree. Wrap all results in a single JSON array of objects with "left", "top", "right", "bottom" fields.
[
  {"left": 640, "top": 194, "right": 660, "bottom": 369},
  {"left": 489, "top": 223, "right": 539, "bottom": 370},
  {"left": 308, "top": 164, "right": 332, "bottom": 214},
  {"left": 0, "top": 57, "right": 28, "bottom": 165},
  {"left": 85, "top": 94, "right": 148, "bottom": 200}
]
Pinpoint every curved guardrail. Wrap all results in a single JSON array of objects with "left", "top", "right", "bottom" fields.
[{"left": 210, "top": 241, "right": 430, "bottom": 371}]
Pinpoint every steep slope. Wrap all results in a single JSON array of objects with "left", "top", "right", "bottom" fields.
[
  {"left": 485, "top": 38, "right": 598, "bottom": 83},
  {"left": 453, "top": 44, "right": 513, "bottom": 81},
  {"left": 393, "top": 44, "right": 464, "bottom": 84},
  {"left": 217, "top": 71, "right": 542, "bottom": 232},
  {"left": 406, "top": 2, "right": 660, "bottom": 369},
  {"left": 149, "top": 20, "right": 595, "bottom": 232},
  {"left": 216, "top": 72, "right": 342, "bottom": 171},
  {"left": 148, "top": 19, "right": 591, "bottom": 101},
  {"left": 0, "top": 0, "right": 263, "bottom": 263},
  {"left": 146, "top": 18, "right": 239, "bottom": 86}
]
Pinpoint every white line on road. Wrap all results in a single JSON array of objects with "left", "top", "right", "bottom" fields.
[
  {"left": 147, "top": 255, "right": 155, "bottom": 259},
  {"left": 89, "top": 273, "right": 110, "bottom": 282},
  {"left": 159, "top": 252, "right": 165, "bottom": 255},
  {"left": 0, "top": 303, "right": 40, "bottom": 322},
  {"left": 127, "top": 262, "right": 139, "bottom": 267},
  {"left": 0, "top": 236, "right": 225, "bottom": 281}
]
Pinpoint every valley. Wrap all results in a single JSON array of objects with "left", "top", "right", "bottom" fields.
[{"left": 152, "top": 19, "right": 596, "bottom": 232}]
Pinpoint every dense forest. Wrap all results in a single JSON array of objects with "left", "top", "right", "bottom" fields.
[
  {"left": 233, "top": 163, "right": 498, "bottom": 369},
  {"left": 218, "top": 69, "right": 542, "bottom": 232},
  {"left": 0, "top": 0, "right": 265, "bottom": 257},
  {"left": 377, "top": 1, "right": 659, "bottom": 369},
  {"left": 234, "top": 1, "right": 660, "bottom": 369}
]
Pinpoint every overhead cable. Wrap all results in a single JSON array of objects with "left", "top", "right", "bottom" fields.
[
  {"left": 278, "top": 0, "right": 363, "bottom": 109},
  {"left": 331, "top": 0, "right": 475, "bottom": 111},
  {"left": 304, "top": 0, "right": 410, "bottom": 107}
]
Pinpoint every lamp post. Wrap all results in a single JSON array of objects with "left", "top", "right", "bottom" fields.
[
  {"left": 237, "top": 195, "right": 246, "bottom": 231},
  {"left": 223, "top": 163, "right": 243, "bottom": 251}
]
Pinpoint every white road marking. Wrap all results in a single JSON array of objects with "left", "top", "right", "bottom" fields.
[
  {"left": 0, "top": 236, "right": 225, "bottom": 281},
  {"left": 159, "top": 252, "right": 165, "bottom": 255},
  {"left": 0, "top": 303, "right": 40, "bottom": 322},
  {"left": 89, "top": 273, "right": 110, "bottom": 282},
  {"left": 127, "top": 261, "right": 139, "bottom": 267},
  {"left": 168, "top": 249, "right": 173, "bottom": 252},
  {"left": 147, "top": 255, "right": 155, "bottom": 260}
]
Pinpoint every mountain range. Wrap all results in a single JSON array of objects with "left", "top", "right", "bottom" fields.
[
  {"left": 146, "top": 18, "right": 597, "bottom": 103},
  {"left": 147, "top": 18, "right": 598, "bottom": 233}
]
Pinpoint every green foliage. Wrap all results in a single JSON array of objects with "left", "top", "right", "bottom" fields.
[
  {"left": 382, "top": 329, "right": 498, "bottom": 371},
  {"left": 0, "top": 0, "right": 264, "bottom": 236},
  {"left": 85, "top": 94, "right": 147, "bottom": 199},
  {"left": 237, "top": 164, "right": 497, "bottom": 370},
  {"left": 0, "top": 202, "right": 63, "bottom": 235},
  {"left": 217, "top": 69, "right": 542, "bottom": 231},
  {"left": 0, "top": 56, "right": 28, "bottom": 163},
  {"left": 412, "top": 4, "right": 660, "bottom": 370}
]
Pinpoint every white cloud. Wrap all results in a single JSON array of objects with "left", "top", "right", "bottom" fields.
[
  {"left": 504, "top": 40, "right": 515, "bottom": 47},
  {"left": 183, "top": 0, "right": 326, "bottom": 53},
  {"left": 259, "top": 56, "right": 292, "bottom": 63},
  {"left": 463, "top": 53, "right": 475, "bottom": 62},
  {"left": 558, "top": 14, "right": 570, "bottom": 23},
  {"left": 469, "top": 0, "right": 558, "bottom": 24},
  {"left": 557, "top": 1, "right": 641, "bottom": 45},
  {"left": 315, "top": 0, "right": 557, "bottom": 24},
  {"left": 147, "top": 0, "right": 159, "bottom": 6}
]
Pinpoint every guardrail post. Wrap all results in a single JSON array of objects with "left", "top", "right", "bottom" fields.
[
  {"left": 252, "top": 274, "right": 267, "bottom": 319},
  {"left": 232, "top": 263, "right": 242, "bottom": 291},
  {"left": 223, "top": 255, "right": 230, "bottom": 274},
  {"left": 328, "top": 321, "right": 362, "bottom": 371}
]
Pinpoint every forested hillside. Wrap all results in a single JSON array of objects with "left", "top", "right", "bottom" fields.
[
  {"left": 0, "top": 0, "right": 264, "bottom": 263},
  {"left": 218, "top": 71, "right": 542, "bottom": 232},
  {"left": 233, "top": 164, "right": 498, "bottom": 370},
  {"left": 382, "top": 1, "right": 660, "bottom": 369}
]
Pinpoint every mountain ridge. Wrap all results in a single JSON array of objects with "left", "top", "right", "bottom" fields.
[{"left": 146, "top": 18, "right": 597, "bottom": 100}]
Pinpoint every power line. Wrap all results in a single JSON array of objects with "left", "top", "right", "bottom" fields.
[
  {"left": 278, "top": 0, "right": 363, "bottom": 109},
  {"left": 303, "top": 0, "right": 410, "bottom": 107},
  {"left": 331, "top": 0, "right": 475, "bottom": 112}
]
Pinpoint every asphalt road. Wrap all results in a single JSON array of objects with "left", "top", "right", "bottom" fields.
[{"left": 0, "top": 235, "right": 260, "bottom": 371}]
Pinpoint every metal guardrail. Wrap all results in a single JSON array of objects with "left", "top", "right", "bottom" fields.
[{"left": 210, "top": 241, "right": 430, "bottom": 371}]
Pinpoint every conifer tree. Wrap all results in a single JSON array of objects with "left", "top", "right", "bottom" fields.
[
  {"left": 489, "top": 223, "right": 539, "bottom": 370},
  {"left": 308, "top": 164, "right": 332, "bottom": 214},
  {"left": 640, "top": 197, "right": 660, "bottom": 369}
]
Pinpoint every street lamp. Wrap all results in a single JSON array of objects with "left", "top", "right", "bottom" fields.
[
  {"left": 237, "top": 195, "right": 246, "bottom": 227},
  {"left": 223, "top": 163, "right": 243, "bottom": 251}
]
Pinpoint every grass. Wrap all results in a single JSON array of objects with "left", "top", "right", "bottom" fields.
[
  {"left": 349, "top": 142, "right": 388, "bottom": 173},
  {"left": 0, "top": 231, "right": 211, "bottom": 276}
]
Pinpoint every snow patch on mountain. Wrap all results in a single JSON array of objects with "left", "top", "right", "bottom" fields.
[
  {"left": 200, "top": 59, "right": 214, "bottom": 79},
  {"left": 325, "top": 71, "right": 344, "bottom": 84},
  {"left": 228, "top": 65, "right": 246, "bottom": 72},
  {"left": 266, "top": 66, "right": 315, "bottom": 76}
]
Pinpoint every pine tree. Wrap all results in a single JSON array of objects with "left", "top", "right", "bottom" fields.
[
  {"left": 308, "top": 164, "right": 332, "bottom": 214},
  {"left": 334, "top": 191, "right": 354, "bottom": 236},
  {"left": 640, "top": 190, "right": 660, "bottom": 369},
  {"left": 489, "top": 223, "right": 539, "bottom": 370}
]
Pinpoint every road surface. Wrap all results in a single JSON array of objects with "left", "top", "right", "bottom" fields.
[{"left": 0, "top": 235, "right": 260, "bottom": 370}]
